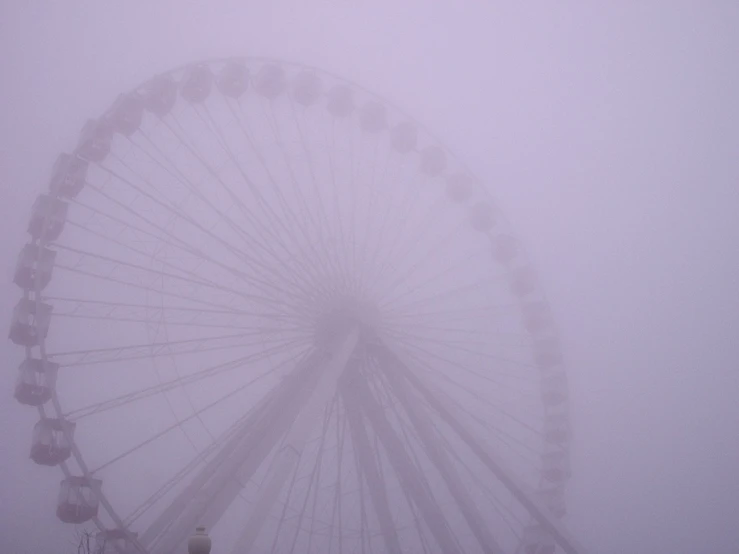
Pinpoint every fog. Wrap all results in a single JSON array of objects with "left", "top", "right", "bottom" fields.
[{"left": 1, "top": 2, "right": 738, "bottom": 553}]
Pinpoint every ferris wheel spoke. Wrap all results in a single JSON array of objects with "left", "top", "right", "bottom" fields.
[
  {"left": 52, "top": 263, "right": 306, "bottom": 324},
  {"left": 385, "top": 315, "right": 522, "bottom": 342},
  {"left": 342, "top": 119, "right": 368, "bottom": 296},
  {"left": 383, "top": 345, "right": 543, "bottom": 462},
  {"left": 86, "top": 352, "right": 308, "bottom": 514},
  {"left": 63, "top": 337, "right": 306, "bottom": 420},
  {"left": 371, "top": 194, "right": 450, "bottom": 293},
  {"left": 359, "top": 141, "right": 400, "bottom": 265},
  {"left": 381, "top": 267, "right": 505, "bottom": 317},
  {"left": 386, "top": 330, "right": 538, "bottom": 377},
  {"left": 103, "top": 153, "right": 319, "bottom": 311},
  {"left": 267, "top": 447, "right": 304, "bottom": 554},
  {"left": 376, "top": 354, "right": 507, "bottom": 554},
  {"left": 45, "top": 296, "right": 299, "bottom": 328},
  {"left": 60, "top": 219, "right": 289, "bottom": 309},
  {"left": 285, "top": 396, "right": 335, "bottom": 554},
  {"left": 97, "top": 153, "right": 260, "bottom": 264},
  {"left": 289, "top": 101, "right": 358, "bottom": 288},
  {"left": 370, "top": 175, "right": 435, "bottom": 281},
  {"left": 193, "top": 102, "right": 323, "bottom": 279},
  {"left": 343, "top": 371, "right": 461, "bottom": 554},
  {"left": 364, "top": 398, "right": 433, "bottom": 554},
  {"left": 226, "top": 99, "right": 319, "bottom": 255},
  {"left": 343, "top": 124, "right": 361, "bottom": 294},
  {"left": 189, "top": 100, "right": 293, "bottom": 251},
  {"left": 69, "top": 182, "right": 305, "bottom": 309},
  {"left": 167, "top": 104, "right": 333, "bottom": 301},
  {"left": 384, "top": 302, "right": 520, "bottom": 322},
  {"left": 368, "top": 365, "right": 462, "bottom": 553},
  {"left": 262, "top": 103, "right": 342, "bottom": 285},
  {"left": 48, "top": 328, "right": 306, "bottom": 367},
  {"left": 317, "top": 121, "right": 356, "bottom": 293},
  {"left": 422, "top": 379, "right": 542, "bottom": 467},
  {"left": 125, "top": 391, "right": 270, "bottom": 527},
  {"left": 68, "top": 194, "right": 318, "bottom": 313},
  {"left": 322, "top": 121, "right": 352, "bottom": 292},
  {"left": 50, "top": 242, "right": 293, "bottom": 313},
  {"left": 376, "top": 220, "right": 470, "bottom": 302},
  {"left": 124, "top": 131, "right": 226, "bottom": 220},
  {"left": 352, "top": 137, "right": 383, "bottom": 296},
  {"left": 369, "top": 362, "right": 442, "bottom": 510},
  {"left": 401, "top": 333, "right": 534, "bottom": 364},
  {"left": 381, "top": 345, "right": 583, "bottom": 554},
  {"left": 361, "top": 159, "right": 418, "bottom": 289},
  {"left": 350, "top": 445, "right": 368, "bottom": 554},
  {"left": 130, "top": 125, "right": 300, "bottom": 277},
  {"left": 437, "top": 425, "right": 527, "bottom": 542},
  {"left": 51, "top": 312, "right": 300, "bottom": 331},
  {"left": 332, "top": 396, "right": 349, "bottom": 554},
  {"left": 92, "top": 160, "right": 319, "bottom": 307},
  {"left": 342, "top": 383, "right": 403, "bottom": 554},
  {"left": 141, "top": 347, "right": 325, "bottom": 550},
  {"left": 385, "top": 315, "right": 525, "bottom": 337}
]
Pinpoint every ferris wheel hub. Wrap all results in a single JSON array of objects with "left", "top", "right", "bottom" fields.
[{"left": 313, "top": 294, "right": 380, "bottom": 349}]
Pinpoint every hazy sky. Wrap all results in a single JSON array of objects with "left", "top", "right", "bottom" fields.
[{"left": 1, "top": 2, "right": 738, "bottom": 553}]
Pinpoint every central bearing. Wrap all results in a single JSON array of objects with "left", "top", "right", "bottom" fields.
[{"left": 313, "top": 295, "right": 380, "bottom": 349}]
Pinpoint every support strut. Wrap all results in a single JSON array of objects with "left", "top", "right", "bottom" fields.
[{"left": 146, "top": 348, "right": 332, "bottom": 553}]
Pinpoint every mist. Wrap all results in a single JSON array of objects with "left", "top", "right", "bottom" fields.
[{"left": 1, "top": 2, "right": 738, "bottom": 553}]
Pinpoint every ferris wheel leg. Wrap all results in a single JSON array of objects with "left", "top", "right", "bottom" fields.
[
  {"left": 227, "top": 327, "right": 361, "bottom": 554},
  {"left": 145, "top": 340, "right": 356, "bottom": 554},
  {"left": 376, "top": 343, "right": 589, "bottom": 554}
]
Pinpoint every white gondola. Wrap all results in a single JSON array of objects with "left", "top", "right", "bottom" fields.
[
  {"left": 76, "top": 119, "right": 112, "bottom": 162},
  {"left": 103, "top": 93, "right": 144, "bottom": 137},
  {"left": 27, "top": 194, "right": 68, "bottom": 241},
  {"left": 216, "top": 61, "right": 250, "bottom": 99},
  {"left": 56, "top": 476, "right": 102, "bottom": 524},
  {"left": 48, "top": 152, "right": 88, "bottom": 199},
  {"left": 180, "top": 63, "right": 213, "bottom": 104},
  {"left": 13, "top": 243, "right": 56, "bottom": 291},
  {"left": 14, "top": 358, "right": 58, "bottom": 406},
  {"left": 9, "top": 298, "right": 52, "bottom": 347},
  {"left": 139, "top": 74, "right": 177, "bottom": 117},
  {"left": 30, "top": 418, "right": 75, "bottom": 466}
]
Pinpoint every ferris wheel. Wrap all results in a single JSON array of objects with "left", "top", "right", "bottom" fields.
[{"left": 10, "top": 57, "right": 583, "bottom": 554}]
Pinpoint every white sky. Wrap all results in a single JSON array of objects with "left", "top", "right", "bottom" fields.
[{"left": 1, "top": 2, "right": 738, "bottom": 553}]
